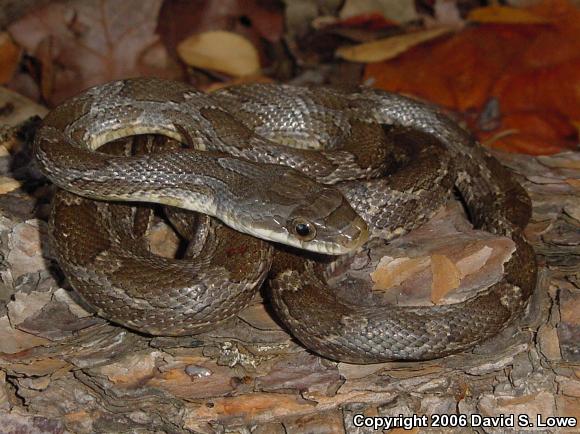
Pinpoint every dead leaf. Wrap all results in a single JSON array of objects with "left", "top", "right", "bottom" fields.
[
  {"left": 158, "top": 0, "right": 284, "bottom": 55},
  {"left": 0, "top": 32, "right": 21, "bottom": 84},
  {"left": 0, "top": 86, "right": 47, "bottom": 128},
  {"left": 365, "top": 0, "right": 580, "bottom": 154},
  {"left": 148, "top": 221, "right": 180, "bottom": 259},
  {"left": 7, "top": 0, "right": 178, "bottom": 105},
  {"left": 314, "top": 12, "right": 398, "bottom": 32},
  {"left": 432, "top": 0, "right": 465, "bottom": 28},
  {"left": 312, "top": 12, "right": 399, "bottom": 44},
  {"left": 430, "top": 254, "right": 461, "bottom": 304},
  {"left": 340, "top": 0, "right": 418, "bottom": 23},
  {"left": 177, "top": 31, "right": 260, "bottom": 77},
  {"left": 468, "top": 5, "right": 551, "bottom": 24},
  {"left": 0, "top": 176, "right": 21, "bottom": 194},
  {"left": 237, "top": 304, "right": 281, "bottom": 331},
  {"left": 337, "top": 27, "right": 452, "bottom": 63}
]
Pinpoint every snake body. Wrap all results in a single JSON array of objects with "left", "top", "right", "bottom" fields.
[{"left": 34, "top": 78, "right": 537, "bottom": 363}]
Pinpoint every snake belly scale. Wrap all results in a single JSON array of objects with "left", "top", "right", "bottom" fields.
[{"left": 34, "top": 77, "right": 537, "bottom": 363}]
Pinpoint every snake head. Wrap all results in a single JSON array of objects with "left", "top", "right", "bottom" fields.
[
  {"left": 283, "top": 187, "right": 369, "bottom": 254},
  {"left": 230, "top": 166, "right": 369, "bottom": 255}
]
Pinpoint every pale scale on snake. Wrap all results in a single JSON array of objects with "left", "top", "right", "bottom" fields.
[{"left": 34, "top": 77, "right": 537, "bottom": 363}]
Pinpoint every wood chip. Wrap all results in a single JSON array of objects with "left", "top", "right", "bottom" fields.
[
  {"left": 537, "top": 324, "right": 562, "bottom": 361},
  {"left": 430, "top": 254, "right": 461, "bottom": 304},
  {"left": 371, "top": 256, "right": 430, "bottom": 291},
  {"left": 0, "top": 316, "right": 51, "bottom": 354},
  {"left": 456, "top": 245, "right": 493, "bottom": 278}
]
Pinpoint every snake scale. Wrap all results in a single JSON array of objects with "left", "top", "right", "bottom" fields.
[{"left": 34, "top": 77, "right": 537, "bottom": 364}]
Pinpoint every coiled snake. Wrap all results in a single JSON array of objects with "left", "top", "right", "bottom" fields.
[{"left": 34, "top": 78, "right": 537, "bottom": 364}]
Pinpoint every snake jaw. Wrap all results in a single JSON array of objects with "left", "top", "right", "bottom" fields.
[
  {"left": 290, "top": 213, "right": 369, "bottom": 255},
  {"left": 339, "top": 214, "right": 369, "bottom": 251}
]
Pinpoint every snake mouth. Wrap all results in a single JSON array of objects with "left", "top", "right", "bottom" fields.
[
  {"left": 296, "top": 214, "right": 369, "bottom": 255},
  {"left": 339, "top": 214, "right": 369, "bottom": 252},
  {"left": 226, "top": 214, "right": 369, "bottom": 255}
]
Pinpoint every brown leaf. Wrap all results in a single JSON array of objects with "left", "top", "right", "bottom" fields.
[
  {"left": 157, "top": 0, "right": 283, "bottom": 61},
  {"left": 340, "top": 0, "right": 418, "bottom": 23},
  {"left": 336, "top": 27, "right": 452, "bottom": 63},
  {"left": 468, "top": 5, "right": 551, "bottom": 24},
  {"left": 0, "top": 32, "right": 21, "bottom": 84},
  {"left": 8, "top": 0, "right": 179, "bottom": 105},
  {"left": 365, "top": 0, "right": 580, "bottom": 155},
  {"left": 177, "top": 31, "right": 260, "bottom": 77},
  {"left": 0, "top": 86, "right": 47, "bottom": 129},
  {"left": 0, "top": 176, "right": 22, "bottom": 194}
]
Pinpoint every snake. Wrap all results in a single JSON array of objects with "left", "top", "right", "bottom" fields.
[{"left": 34, "top": 77, "right": 537, "bottom": 364}]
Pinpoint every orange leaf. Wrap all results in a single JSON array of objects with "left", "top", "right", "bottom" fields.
[
  {"left": 365, "top": 0, "right": 580, "bottom": 155},
  {"left": 336, "top": 27, "right": 452, "bottom": 63},
  {"left": 495, "top": 59, "right": 580, "bottom": 122},
  {"left": 365, "top": 26, "right": 531, "bottom": 111},
  {"left": 468, "top": 5, "right": 551, "bottom": 24},
  {"left": 0, "top": 33, "right": 21, "bottom": 84}
]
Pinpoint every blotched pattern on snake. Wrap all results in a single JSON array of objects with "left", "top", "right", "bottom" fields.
[{"left": 34, "top": 78, "right": 537, "bottom": 364}]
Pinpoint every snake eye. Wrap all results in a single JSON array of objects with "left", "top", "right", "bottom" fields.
[{"left": 290, "top": 218, "right": 316, "bottom": 241}]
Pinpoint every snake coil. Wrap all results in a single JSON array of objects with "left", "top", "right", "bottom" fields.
[{"left": 34, "top": 78, "right": 537, "bottom": 363}]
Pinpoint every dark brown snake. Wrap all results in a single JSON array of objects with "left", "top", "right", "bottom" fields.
[{"left": 34, "top": 77, "right": 537, "bottom": 364}]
